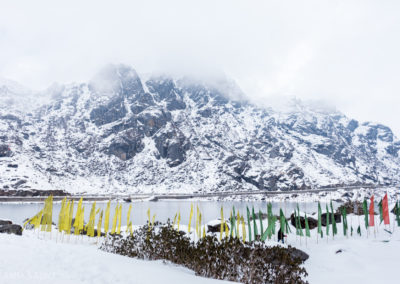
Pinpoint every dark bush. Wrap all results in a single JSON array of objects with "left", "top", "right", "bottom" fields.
[
  {"left": 100, "top": 221, "right": 308, "bottom": 284},
  {"left": 336, "top": 200, "right": 364, "bottom": 215}
]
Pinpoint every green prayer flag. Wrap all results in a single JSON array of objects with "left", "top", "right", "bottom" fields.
[
  {"left": 342, "top": 207, "right": 348, "bottom": 236},
  {"left": 252, "top": 207, "right": 258, "bottom": 238},
  {"left": 305, "top": 213, "right": 310, "bottom": 237},
  {"left": 297, "top": 204, "right": 304, "bottom": 237},
  {"left": 326, "top": 204, "right": 330, "bottom": 236},
  {"left": 285, "top": 216, "right": 291, "bottom": 234},
  {"left": 267, "top": 203, "right": 273, "bottom": 238},
  {"left": 279, "top": 209, "right": 285, "bottom": 234},
  {"left": 318, "top": 202, "right": 323, "bottom": 238},
  {"left": 330, "top": 201, "right": 337, "bottom": 236},
  {"left": 258, "top": 210, "right": 264, "bottom": 238},
  {"left": 362, "top": 200, "right": 369, "bottom": 229},
  {"left": 247, "top": 206, "right": 252, "bottom": 242}
]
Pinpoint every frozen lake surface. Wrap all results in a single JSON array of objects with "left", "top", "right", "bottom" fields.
[{"left": 0, "top": 200, "right": 332, "bottom": 226}]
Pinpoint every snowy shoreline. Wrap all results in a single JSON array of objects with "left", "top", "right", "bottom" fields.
[{"left": 0, "top": 186, "right": 398, "bottom": 204}]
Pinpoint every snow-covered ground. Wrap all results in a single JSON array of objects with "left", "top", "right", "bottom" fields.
[
  {"left": 0, "top": 231, "right": 232, "bottom": 284},
  {"left": 291, "top": 213, "right": 400, "bottom": 284},
  {"left": 1, "top": 212, "right": 399, "bottom": 283}
]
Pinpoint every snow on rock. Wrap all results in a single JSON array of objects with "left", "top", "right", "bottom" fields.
[{"left": 1, "top": 64, "right": 400, "bottom": 195}]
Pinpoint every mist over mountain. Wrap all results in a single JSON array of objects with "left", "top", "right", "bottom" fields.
[{"left": 1, "top": 64, "right": 399, "bottom": 195}]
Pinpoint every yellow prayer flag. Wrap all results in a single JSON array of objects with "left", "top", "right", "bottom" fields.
[
  {"left": 111, "top": 204, "right": 118, "bottom": 235},
  {"left": 236, "top": 210, "right": 240, "bottom": 238},
  {"left": 46, "top": 195, "right": 53, "bottom": 232},
  {"left": 62, "top": 200, "right": 70, "bottom": 232},
  {"left": 73, "top": 200, "right": 82, "bottom": 235},
  {"left": 188, "top": 204, "right": 193, "bottom": 233},
  {"left": 173, "top": 213, "right": 177, "bottom": 229},
  {"left": 177, "top": 212, "right": 181, "bottom": 231},
  {"left": 128, "top": 221, "right": 133, "bottom": 237},
  {"left": 35, "top": 210, "right": 43, "bottom": 229},
  {"left": 126, "top": 204, "right": 132, "bottom": 232},
  {"left": 241, "top": 216, "right": 246, "bottom": 242},
  {"left": 41, "top": 196, "right": 49, "bottom": 231},
  {"left": 104, "top": 200, "right": 110, "bottom": 235},
  {"left": 97, "top": 210, "right": 103, "bottom": 238},
  {"left": 67, "top": 200, "right": 74, "bottom": 234},
  {"left": 78, "top": 207, "right": 85, "bottom": 233},
  {"left": 117, "top": 204, "right": 122, "bottom": 235},
  {"left": 87, "top": 202, "right": 96, "bottom": 237},
  {"left": 58, "top": 197, "right": 66, "bottom": 233},
  {"left": 220, "top": 206, "right": 224, "bottom": 241}
]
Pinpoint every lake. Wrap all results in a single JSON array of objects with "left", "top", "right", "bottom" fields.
[{"left": 0, "top": 200, "right": 332, "bottom": 226}]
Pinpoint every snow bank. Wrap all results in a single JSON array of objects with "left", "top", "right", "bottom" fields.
[{"left": 0, "top": 231, "right": 232, "bottom": 284}]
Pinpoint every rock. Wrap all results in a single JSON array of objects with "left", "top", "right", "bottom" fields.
[
  {"left": 290, "top": 214, "right": 318, "bottom": 230},
  {"left": 0, "top": 144, "right": 12, "bottom": 157},
  {"left": 321, "top": 213, "right": 341, "bottom": 226},
  {"left": 12, "top": 179, "right": 27, "bottom": 188},
  {"left": 0, "top": 219, "right": 12, "bottom": 226},
  {"left": 0, "top": 224, "right": 23, "bottom": 235},
  {"left": 249, "top": 213, "right": 268, "bottom": 221},
  {"left": 0, "top": 189, "right": 69, "bottom": 197},
  {"left": 288, "top": 247, "right": 309, "bottom": 262},
  {"left": 207, "top": 222, "right": 229, "bottom": 233}
]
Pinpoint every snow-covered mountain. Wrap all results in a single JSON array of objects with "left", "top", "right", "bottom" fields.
[{"left": 1, "top": 64, "right": 399, "bottom": 195}]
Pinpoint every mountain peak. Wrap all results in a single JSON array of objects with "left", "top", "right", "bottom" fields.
[
  {"left": 0, "top": 65, "right": 399, "bottom": 194},
  {"left": 89, "top": 64, "right": 143, "bottom": 97}
]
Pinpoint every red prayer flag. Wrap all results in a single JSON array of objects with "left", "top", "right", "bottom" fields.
[
  {"left": 382, "top": 193, "right": 390, "bottom": 225},
  {"left": 369, "top": 195, "right": 375, "bottom": 226}
]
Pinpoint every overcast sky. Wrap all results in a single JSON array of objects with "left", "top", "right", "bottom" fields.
[{"left": 1, "top": 0, "right": 400, "bottom": 135}]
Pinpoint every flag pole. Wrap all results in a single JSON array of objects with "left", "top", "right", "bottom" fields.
[
  {"left": 305, "top": 203, "right": 307, "bottom": 248},
  {"left": 284, "top": 199, "right": 286, "bottom": 244}
]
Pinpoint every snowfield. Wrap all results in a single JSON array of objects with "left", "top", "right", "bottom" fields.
[
  {"left": 1, "top": 212, "right": 399, "bottom": 284},
  {"left": 0, "top": 231, "right": 232, "bottom": 284}
]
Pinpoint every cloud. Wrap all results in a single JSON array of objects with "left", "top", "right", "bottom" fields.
[{"left": 1, "top": 0, "right": 400, "bottom": 135}]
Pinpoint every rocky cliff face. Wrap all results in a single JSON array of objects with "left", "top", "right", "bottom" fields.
[{"left": 0, "top": 64, "right": 399, "bottom": 194}]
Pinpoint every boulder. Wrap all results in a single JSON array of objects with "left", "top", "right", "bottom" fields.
[
  {"left": 249, "top": 213, "right": 268, "bottom": 221},
  {"left": 321, "top": 213, "right": 341, "bottom": 226},
  {"left": 288, "top": 247, "right": 309, "bottom": 262},
  {"left": 207, "top": 222, "right": 229, "bottom": 233},
  {"left": 290, "top": 214, "right": 318, "bottom": 230},
  {"left": 0, "top": 224, "right": 23, "bottom": 235},
  {"left": 0, "top": 219, "right": 12, "bottom": 226}
]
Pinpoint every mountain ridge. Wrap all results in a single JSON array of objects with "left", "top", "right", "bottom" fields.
[{"left": 0, "top": 64, "right": 399, "bottom": 195}]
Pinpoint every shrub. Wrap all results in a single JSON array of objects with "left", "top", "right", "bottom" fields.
[{"left": 100, "top": 221, "right": 308, "bottom": 284}]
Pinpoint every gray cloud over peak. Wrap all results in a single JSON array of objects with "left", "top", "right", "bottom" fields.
[{"left": 0, "top": 0, "right": 400, "bottom": 135}]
